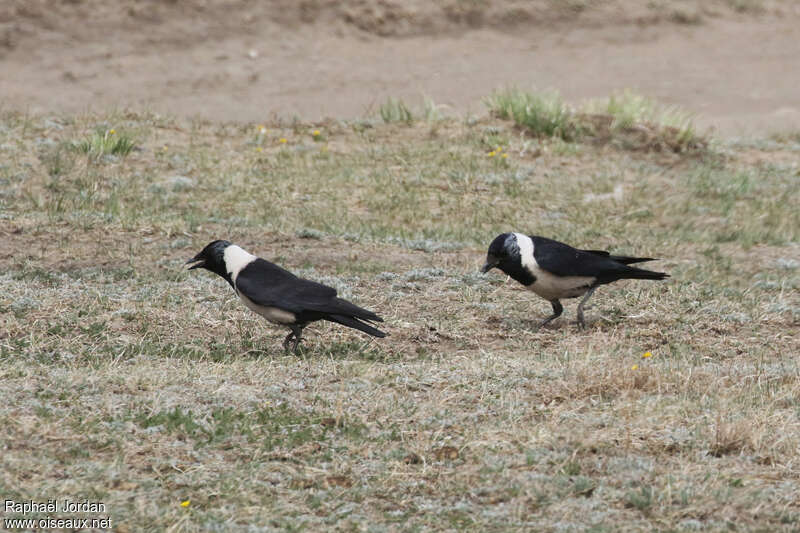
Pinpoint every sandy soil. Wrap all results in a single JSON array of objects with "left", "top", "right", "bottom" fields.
[{"left": 2, "top": 0, "right": 800, "bottom": 135}]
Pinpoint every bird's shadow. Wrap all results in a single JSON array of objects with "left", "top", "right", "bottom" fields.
[
  {"left": 312, "top": 339, "right": 389, "bottom": 361},
  {"left": 502, "top": 316, "right": 608, "bottom": 332},
  {"left": 238, "top": 347, "right": 275, "bottom": 358},
  {"left": 235, "top": 338, "right": 388, "bottom": 360}
]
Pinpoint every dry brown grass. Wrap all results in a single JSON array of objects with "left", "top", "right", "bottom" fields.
[{"left": 0, "top": 107, "right": 798, "bottom": 531}]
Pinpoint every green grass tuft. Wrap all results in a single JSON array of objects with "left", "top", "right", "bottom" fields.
[
  {"left": 587, "top": 90, "right": 701, "bottom": 151},
  {"left": 72, "top": 127, "right": 136, "bottom": 159},
  {"left": 487, "top": 87, "right": 705, "bottom": 152},
  {"left": 485, "top": 87, "right": 575, "bottom": 140},
  {"left": 379, "top": 97, "right": 414, "bottom": 124}
]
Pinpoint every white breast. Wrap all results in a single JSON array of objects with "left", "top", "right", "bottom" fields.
[
  {"left": 238, "top": 292, "right": 297, "bottom": 324},
  {"left": 525, "top": 269, "right": 595, "bottom": 300},
  {"left": 513, "top": 233, "right": 596, "bottom": 300}
]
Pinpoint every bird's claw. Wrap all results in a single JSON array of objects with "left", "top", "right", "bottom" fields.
[{"left": 283, "top": 329, "right": 304, "bottom": 354}]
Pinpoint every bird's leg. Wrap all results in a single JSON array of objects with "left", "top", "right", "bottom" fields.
[
  {"left": 536, "top": 300, "right": 563, "bottom": 330},
  {"left": 282, "top": 330, "right": 296, "bottom": 353},
  {"left": 576, "top": 286, "right": 598, "bottom": 329},
  {"left": 291, "top": 325, "right": 305, "bottom": 354}
]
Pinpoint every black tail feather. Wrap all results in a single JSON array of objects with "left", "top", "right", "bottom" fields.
[
  {"left": 609, "top": 255, "right": 656, "bottom": 265},
  {"left": 328, "top": 298, "right": 384, "bottom": 323},
  {"left": 327, "top": 314, "right": 387, "bottom": 338},
  {"left": 619, "top": 266, "right": 670, "bottom": 281}
]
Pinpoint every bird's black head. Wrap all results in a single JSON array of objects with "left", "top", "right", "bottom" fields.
[
  {"left": 186, "top": 240, "right": 233, "bottom": 284},
  {"left": 481, "top": 233, "right": 521, "bottom": 274}
]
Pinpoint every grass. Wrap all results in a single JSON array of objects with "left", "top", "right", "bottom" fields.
[
  {"left": 72, "top": 127, "right": 136, "bottom": 159},
  {"left": 0, "top": 100, "right": 799, "bottom": 531},
  {"left": 379, "top": 97, "right": 414, "bottom": 124},
  {"left": 486, "top": 88, "right": 705, "bottom": 152},
  {"left": 725, "top": 0, "right": 767, "bottom": 13},
  {"left": 485, "top": 88, "right": 575, "bottom": 140}
]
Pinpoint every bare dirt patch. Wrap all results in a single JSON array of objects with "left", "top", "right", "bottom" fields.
[{"left": 2, "top": 1, "right": 800, "bottom": 134}]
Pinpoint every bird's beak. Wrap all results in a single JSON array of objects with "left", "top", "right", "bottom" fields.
[
  {"left": 185, "top": 256, "right": 204, "bottom": 270},
  {"left": 481, "top": 259, "right": 498, "bottom": 274}
]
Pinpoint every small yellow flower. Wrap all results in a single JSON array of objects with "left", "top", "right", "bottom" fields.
[
  {"left": 312, "top": 130, "right": 321, "bottom": 136},
  {"left": 496, "top": 146, "right": 502, "bottom": 152},
  {"left": 256, "top": 147, "right": 263, "bottom": 153},
  {"left": 488, "top": 151, "right": 496, "bottom": 157},
  {"left": 642, "top": 351, "right": 653, "bottom": 358},
  {"left": 631, "top": 364, "right": 639, "bottom": 370},
  {"left": 279, "top": 138, "right": 288, "bottom": 144},
  {"left": 181, "top": 500, "right": 190, "bottom": 508},
  {"left": 109, "top": 129, "right": 116, "bottom": 135},
  {"left": 162, "top": 145, "right": 168, "bottom": 152},
  {"left": 501, "top": 153, "right": 508, "bottom": 159}
]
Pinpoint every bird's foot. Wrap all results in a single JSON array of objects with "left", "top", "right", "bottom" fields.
[
  {"left": 535, "top": 316, "right": 559, "bottom": 331},
  {"left": 282, "top": 331, "right": 295, "bottom": 353},
  {"left": 284, "top": 326, "right": 305, "bottom": 354},
  {"left": 291, "top": 337, "right": 303, "bottom": 354},
  {"left": 535, "top": 300, "right": 563, "bottom": 331}
]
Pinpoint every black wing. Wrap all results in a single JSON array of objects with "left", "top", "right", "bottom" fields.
[
  {"left": 235, "top": 258, "right": 383, "bottom": 321},
  {"left": 531, "top": 236, "right": 667, "bottom": 282},
  {"left": 235, "top": 259, "right": 336, "bottom": 311},
  {"left": 581, "top": 249, "right": 655, "bottom": 265}
]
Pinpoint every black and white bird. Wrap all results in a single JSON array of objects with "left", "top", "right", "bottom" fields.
[
  {"left": 481, "top": 232, "right": 669, "bottom": 328},
  {"left": 186, "top": 240, "right": 386, "bottom": 352}
]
